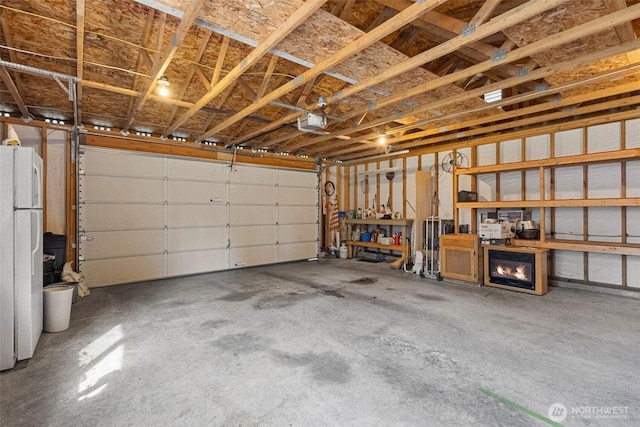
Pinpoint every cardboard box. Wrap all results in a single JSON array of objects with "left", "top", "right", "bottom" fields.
[{"left": 479, "top": 222, "right": 515, "bottom": 239}]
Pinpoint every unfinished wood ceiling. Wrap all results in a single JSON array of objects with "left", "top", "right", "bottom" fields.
[{"left": 1, "top": 0, "right": 640, "bottom": 162}]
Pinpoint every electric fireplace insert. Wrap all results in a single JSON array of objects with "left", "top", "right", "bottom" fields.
[
  {"left": 483, "top": 245, "right": 548, "bottom": 295},
  {"left": 488, "top": 249, "right": 535, "bottom": 290}
]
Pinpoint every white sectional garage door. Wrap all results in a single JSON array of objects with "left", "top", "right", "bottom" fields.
[{"left": 79, "top": 147, "right": 318, "bottom": 287}]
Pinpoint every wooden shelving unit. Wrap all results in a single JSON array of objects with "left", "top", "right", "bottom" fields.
[
  {"left": 345, "top": 218, "right": 413, "bottom": 269},
  {"left": 453, "top": 147, "right": 640, "bottom": 256}
]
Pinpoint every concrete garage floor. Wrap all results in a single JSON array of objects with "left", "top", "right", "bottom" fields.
[{"left": 1, "top": 259, "right": 638, "bottom": 426}]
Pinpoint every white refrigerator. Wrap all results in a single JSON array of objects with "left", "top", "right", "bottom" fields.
[{"left": 0, "top": 145, "right": 43, "bottom": 371}]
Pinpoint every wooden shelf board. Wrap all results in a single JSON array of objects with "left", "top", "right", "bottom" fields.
[
  {"left": 457, "top": 198, "right": 640, "bottom": 208},
  {"left": 455, "top": 148, "right": 640, "bottom": 175},
  {"left": 345, "top": 218, "right": 414, "bottom": 226},
  {"left": 347, "top": 240, "right": 404, "bottom": 251},
  {"left": 457, "top": 200, "right": 540, "bottom": 208},
  {"left": 513, "top": 238, "right": 640, "bottom": 256}
]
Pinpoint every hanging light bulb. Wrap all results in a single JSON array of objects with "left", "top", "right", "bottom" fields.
[{"left": 157, "top": 76, "right": 170, "bottom": 96}]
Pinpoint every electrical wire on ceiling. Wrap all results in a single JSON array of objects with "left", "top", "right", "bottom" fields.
[
  {"left": 1, "top": 42, "right": 333, "bottom": 93},
  {"left": 0, "top": 45, "right": 152, "bottom": 78},
  {"left": 0, "top": 5, "right": 334, "bottom": 96}
]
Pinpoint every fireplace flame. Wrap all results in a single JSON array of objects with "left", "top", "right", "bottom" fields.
[{"left": 495, "top": 264, "right": 529, "bottom": 281}]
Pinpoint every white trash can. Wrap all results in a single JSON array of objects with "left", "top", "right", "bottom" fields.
[{"left": 43, "top": 285, "right": 74, "bottom": 332}]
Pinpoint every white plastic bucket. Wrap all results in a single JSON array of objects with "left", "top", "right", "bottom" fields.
[
  {"left": 339, "top": 244, "right": 348, "bottom": 259},
  {"left": 43, "top": 285, "right": 74, "bottom": 332}
]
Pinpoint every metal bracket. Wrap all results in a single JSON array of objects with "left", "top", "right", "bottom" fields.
[
  {"left": 535, "top": 83, "right": 548, "bottom": 93},
  {"left": 491, "top": 49, "right": 508, "bottom": 63},
  {"left": 68, "top": 80, "right": 75, "bottom": 101},
  {"left": 53, "top": 76, "right": 70, "bottom": 98},
  {"left": 461, "top": 23, "right": 475, "bottom": 37},
  {"left": 551, "top": 94, "right": 562, "bottom": 104},
  {"left": 516, "top": 68, "right": 529, "bottom": 78}
]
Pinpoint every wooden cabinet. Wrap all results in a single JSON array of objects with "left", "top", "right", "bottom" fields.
[
  {"left": 345, "top": 218, "right": 413, "bottom": 269},
  {"left": 440, "top": 234, "right": 482, "bottom": 285}
]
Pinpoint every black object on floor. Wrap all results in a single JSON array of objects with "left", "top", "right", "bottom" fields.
[
  {"left": 357, "top": 258, "right": 383, "bottom": 263},
  {"left": 43, "top": 233, "right": 67, "bottom": 282}
]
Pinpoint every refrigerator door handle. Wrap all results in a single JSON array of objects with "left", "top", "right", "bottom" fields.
[
  {"left": 33, "top": 162, "right": 42, "bottom": 208},
  {"left": 31, "top": 211, "right": 41, "bottom": 273}
]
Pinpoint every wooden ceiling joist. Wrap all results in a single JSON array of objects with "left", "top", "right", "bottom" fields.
[
  {"left": 199, "top": 0, "right": 449, "bottom": 141},
  {"left": 340, "top": 95, "right": 640, "bottom": 161},
  {"left": 255, "top": 55, "right": 278, "bottom": 102},
  {"left": 210, "top": 36, "right": 230, "bottom": 88},
  {"left": 328, "top": 0, "right": 566, "bottom": 105},
  {"left": 163, "top": 0, "right": 329, "bottom": 138},
  {"left": 4, "top": 0, "right": 640, "bottom": 163},
  {"left": 330, "top": 67, "right": 640, "bottom": 159},
  {"left": 287, "top": 4, "right": 640, "bottom": 153},
  {"left": 123, "top": 12, "right": 158, "bottom": 128},
  {"left": 469, "top": 0, "right": 502, "bottom": 27},
  {"left": 0, "top": 10, "right": 30, "bottom": 119},
  {"left": 193, "top": 65, "right": 211, "bottom": 91},
  {"left": 122, "top": 0, "right": 206, "bottom": 133},
  {"left": 162, "top": 31, "right": 213, "bottom": 135},
  {"left": 0, "top": 66, "right": 29, "bottom": 118}
]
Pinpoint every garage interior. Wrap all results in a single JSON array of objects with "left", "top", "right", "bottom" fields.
[{"left": 1, "top": 0, "right": 640, "bottom": 425}]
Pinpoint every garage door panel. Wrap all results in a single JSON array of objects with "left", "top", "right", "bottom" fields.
[
  {"left": 278, "top": 170, "right": 316, "bottom": 188},
  {"left": 278, "top": 206, "right": 318, "bottom": 224},
  {"left": 168, "top": 249, "right": 228, "bottom": 276},
  {"left": 168, "top": 205, "right": 226, "bottom": 227},
  {"left": 167, "top": 158, "right": 227, "bottom": 181},
  {"left": 168, "top": 181, "right": 227, "bottom": 204},
  {"left": 279, "top": 242, "right": 317, "bottom": 262},
  {"left": 230, "top": 184, "right": 275, "bottom": 205},
  {"left": 82, "top": 204, "right": 164, "bottom": 231},
  {"left": 231, "top": 165, "right": 276, "bottom": 185},
  {"left": 83, "top": 255, "right": 165, "bottom": 288},
  {"left": 82, "top": 230, "right": 164, "bottom": 259},
  {"left": 82, "top": 150, "right": 164, "bottom": 177},
  {"left": 279, "top": 224, "right": 317, "bottom": 243},
  {"left": 168, "top": 227, "right": 227, "bottom": 252},
  {"left": 229, "top": 206, "right": 275, "bottom": 226},
  {"left": 83, "top": 175, "right": 163, "bottom": 203},
  {"left": 230, "top": 226, "right": 276, "bottom": 246},
  {"left": 80, "top": 148, "right": 319, "bottom": 287},
  {"left": 230, "top": 245, "right": 278, "bottom": 267},
  {"left": 279, "top": 187, "right": 318, "bottom": 206}
]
